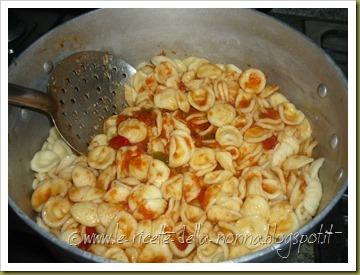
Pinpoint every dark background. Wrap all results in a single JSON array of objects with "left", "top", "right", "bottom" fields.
[{"left": 8, "top": 8, "right": 348, "bottom": 263}]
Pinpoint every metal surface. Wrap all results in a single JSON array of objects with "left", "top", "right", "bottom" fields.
[
  {"left": 9, "top": 51, "right": 135, "bottom": 154},
  {"left": 8, "top": 9, "right": 348, "bottom": 263}
]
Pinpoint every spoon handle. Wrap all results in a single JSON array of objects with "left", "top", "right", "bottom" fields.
[{"left": 8, "top": 83, "right": 55, "bottom": 114}]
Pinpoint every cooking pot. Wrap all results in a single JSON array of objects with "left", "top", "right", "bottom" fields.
[{"left": 8, "top": 9, "right": 348, "bottom": 263}]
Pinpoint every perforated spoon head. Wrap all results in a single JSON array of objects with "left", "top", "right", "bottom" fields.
[{"left": 48, "top": 51, "right": 136, "bottom": 154}]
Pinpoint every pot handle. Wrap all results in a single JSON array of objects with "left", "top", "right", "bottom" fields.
[{"left": 8, "top": 83, "right": 55, "bottom": 114}]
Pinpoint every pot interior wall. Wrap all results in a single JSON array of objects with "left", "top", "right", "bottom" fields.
[{"left": 9, "top": 8, "right": 347, "bottom": 253}]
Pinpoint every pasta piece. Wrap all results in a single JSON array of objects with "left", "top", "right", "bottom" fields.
[
  {"left": 268, "top": 92, "right": 288, "bottom": 107},
  {"left": 241, "top": 195, "right": 270, "bottom": 220},
  {"left": 183, "top": 56, "right": 208, "bottom": 71},
  {"left": 196, "top": 242, "right": 229, "bottom": 263},
  {"left": 293, "top": 118, "right": 312, "bottom": 142},
  {"left": 120, "top": 177, "right": 142, "bottom": 186},
  {"left": 106, "top": 211, "right": 138, "bottom": 248},
  {"left": 128, "top": 185, "right": 167, "bottom": 220},
  {"left": 259, "top": 84, "right": 279, "bottom": 98},
  {"left": 261, "top": 178, "right": 284, "bottom": 201},
  {"left": 117, "top": 119, "right": 147, "bottom": 143},
  {"left": 97, "top": 203, "right": 125, "bottom": 227},
  {"left": 52, "top": 155, "right": 77, "bottom": 181},
  {"left": 239, "top": 68, "right": 266, "bottom": 94},
  {"left": 243, "top": 126, "right": 272, "bottom": 143},
  {"left": 268, "top": 201, "right": 299, "bottom": 237},
  {"left": 221, "top": 176, "right": 240, "bottom": 197},
  {"left": 152, "top": 57, "right": 178, "bottom": 84},
  {"left": 168, "top": 130, "right": 194, "bottom": 168},
  {"left": 235, "top": 215, "right": 268, "bottom": 249},
  {"left": 229, "top": 244, "right": 251, "bottom": 259},
  {"left": 128, "top": 153, "right": 152, "bottom": 182},
  {"left": 103, "top": 115, "right": 118, "bottom": 139},
  {"left": 70, "top": 202, "right": 100, "bottom": 227},
  {"left": 154, "top": 88, "right": 178, "bottom": 111},
  {"left": 131, "top": 70, "right": 147, "bottom": 92},
  {"left": 235, "top": 90, "right": 256, "bottom": 114},
  {"left": 31, "top": 150, "right": 60, "bottom": 173},
  {"left": 71, "top": 165, "right": 96, "bottom": 187},
  {"left": 88, "top": 146, "right": 116, "bottom": 170},
  {"left": 97, "top": 165, "right": 116, "bottom": 190},
  {"left": 279, "top": 102, "right": 305, "bottom": 125},
  {"left": 301, "top": 158, "right": 324, "bottom": 216},
  {"left": 147, "top": 159, "right": 170, "bottom": 188},
  {"left": 31, "top": 178, "right": 71, "bottom": 212},
  {"left": 50, "top": 140, "right": 73, "bottom": 159},
  {"left": 196, "top": 63, "right": 222, "bottom": 79},
  {"left": 88, "top": 134, "right": 108, "bottom": 150},
  {"left": 188, "top": 87, "right": 215, "bottom": 112},
  {"left": 88, "top": 244, "right": 109, "bottom": 257},
  {"left": 169, "top": 226, "right": 196, "bottom": 258},
  {"left": 173, "top": 58, "right": 187, "bottom": 74},
  {"left": 175, "top": 89, "right": 190, "bottom": 113},
  {"left": 215, "top": 125, "right": 243, "bottom": 147},
  {"left": 180, "top": 203, "right": 206, "bottom": 233},
  {"left": 68, "top": 186, "right": 104, "bottom": 202},
  {"left": 282, "top": 155, "right": 314, "bottom": 170},
  {"left": 271, "top": 135, "right": 299, "bottom": 167},
  {"left": 152, "top": 215, "right": 175, "bottom": 234},
  {"left": 41, "top": 196, "right": 71, "bottom": 228},
  {"left": 161, "top": 174, "right": 183, "bottom": 200},
  {"left": 207, "top": 103, "right": 236, "bottom": 127},
  {"left": 207, "top": 197, "right": 242, "bottom": 222},
  {"left": 181, "top": 70, "right": 204, "bottom": 91},
  {"left": 190, "top": 147, "right": 217, "bottom": 176},
  {"left": 138, "top": 243, "right": 173, "bottom": 263},
  {"left": 215, "top": 151, "right": 236, "bottom": 174},
  {"left": 125, "top": 247, "right": 141, "bottom": 263},
  {"left": 124, "top": 84, "right": 138, "bottom": 106},
  {"left": 103, "top": 247, "right": 129, "bottom": 262},
  {"left": 103, "top": 181, "right": 131, "bottom": 203},
  {"left": 213, "top": 79, "right": 230, "bottom": 102},
  {"left": 182, "top": 172, "right": 202, "bottom": 203},
  {"left": 165, "top": 197, "right": 181, "bottom": 223},
  {"left": 203, "top": 170, "right": 233, "bottom": 184},
  {"left": 59, "top": 228, "right": 82, "bottom": 246}
]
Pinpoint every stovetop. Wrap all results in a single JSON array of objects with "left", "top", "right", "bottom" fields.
[{"left": 8, "top": 8, "right": 348, "bottom": 263}]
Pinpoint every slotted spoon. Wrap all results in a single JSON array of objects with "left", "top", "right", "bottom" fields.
[{"left": 9, "top": 51, "right": 136, "bottom": 154}]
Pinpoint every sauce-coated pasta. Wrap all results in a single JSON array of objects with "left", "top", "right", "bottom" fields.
[{"left": 30, "top": 55, "right": 324, "bottom": 262}]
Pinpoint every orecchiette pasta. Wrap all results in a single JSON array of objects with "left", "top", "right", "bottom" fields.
[
  {"left": 72, "top": 165, "right": 96, "bottom": 187},
  {"left": 70, "top": 202, "right": 100, "bottom": 227},
  {"left": 239, "top": 68, "right": 266, "bottom": 94},
  {"left": 117, "top": 119, "right": 147, "bottom": 143},
  {"left": 207, "top": 103, "right": 236, "bottom": 127},
  {"left": 216, "top": 125, "right": 243, "bottom": 147},
  {"left": 88, "top": 146, "right": 116, "bottom": 170},
  {"left": 168, "top": 130, "right": 194, "bottom": 168},
  {"left": 41, "top": 196, "right": 71, "bottom": 228},
  {"left": 188, "top": 87, "right": 215, "bottom": 112},
  {"left": 30, "top": 55, "right": 325, "bottom": 262}
]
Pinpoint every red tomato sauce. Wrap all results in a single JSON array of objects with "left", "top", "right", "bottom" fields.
[
  {"left": 259, "top": 108, "right": 280, "bottom": 120},
  {"left": 262, "top": 135, "right": 278, "bottom": 150}
]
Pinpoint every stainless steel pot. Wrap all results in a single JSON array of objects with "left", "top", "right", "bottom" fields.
[{"left": 8, "top": 9, "right": 348, "bottom": 263}]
